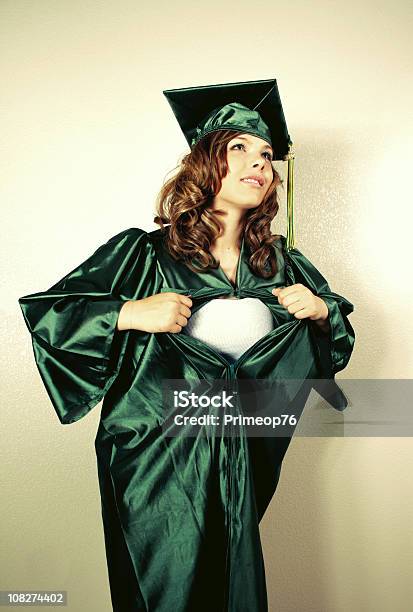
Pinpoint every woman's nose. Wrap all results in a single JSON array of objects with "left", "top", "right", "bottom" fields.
[{"left": 251, "top": 157, "right": 265, "bottom": 169}]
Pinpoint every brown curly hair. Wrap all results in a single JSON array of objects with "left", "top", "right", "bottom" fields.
[{"left": 153, "top": 129, "right": 284, "bottom": 278}]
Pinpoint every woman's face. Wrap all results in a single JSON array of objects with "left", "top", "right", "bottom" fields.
[{"left": 213, "top": 133, "right": 274, "bottom": 210}]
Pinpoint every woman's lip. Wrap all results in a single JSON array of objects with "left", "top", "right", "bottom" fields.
[{"left": 240, "top": 179, "right": 263, "bottom": 188}]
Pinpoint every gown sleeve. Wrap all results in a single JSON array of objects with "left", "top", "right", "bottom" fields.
[
  {"left": 280, "top": 237, "right": 356, "bottom": 378},
  {"left": 18, "top": 227, "right": 155, "bottom": 425}
]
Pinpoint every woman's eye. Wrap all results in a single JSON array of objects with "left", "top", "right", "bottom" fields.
[{"left": 231, "top": 143, "right": 273, "bottom": 161}]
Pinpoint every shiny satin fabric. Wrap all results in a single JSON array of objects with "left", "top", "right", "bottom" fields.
[
  {"left": 192, "top": 101, "right": 272, "bottom": 149},
  {"left": 18, "top": 227, "right": 355, "bottom": 612}
]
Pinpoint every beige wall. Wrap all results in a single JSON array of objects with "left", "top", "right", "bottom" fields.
[{"left": 2, "top": 0, "right": 412, "bottom": 610}]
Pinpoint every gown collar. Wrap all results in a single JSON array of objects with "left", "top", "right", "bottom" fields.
[{"left": 150, "top": 227, "right": 285, "bottom": 296}]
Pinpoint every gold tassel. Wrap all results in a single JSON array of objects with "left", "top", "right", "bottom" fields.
[{"left": 284, "top": 142, "right": 295, "bottom": 251}]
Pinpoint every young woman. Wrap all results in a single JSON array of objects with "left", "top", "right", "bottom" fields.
[
  {"left": 19, "top": 81, "right": 355, "bottom": 611},
  {"left": 119, "top": 130, "right": 330, "bottom": 339}
]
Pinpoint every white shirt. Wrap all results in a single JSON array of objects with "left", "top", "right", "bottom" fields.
[{"left": 182, "top": 297, "right": 274, "bottom": 362}]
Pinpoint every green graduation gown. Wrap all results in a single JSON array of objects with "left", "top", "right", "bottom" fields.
[{"left": 18, "top": 226, "right": 355, "bottom": 612}]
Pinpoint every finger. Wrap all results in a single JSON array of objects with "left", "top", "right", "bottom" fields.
[
  {"left": 272, "top": 286, "right": 285, "bottom": 295},
  {"left": 272, "top": 285, "right": 303, "bottom": 300},
  {"left": 293, "top": 308, "right": 311, "bottom": 319},
  {"left": 287, "top": 301, "right": 306, "bottom": 314},
  {"left": 282, "top": 293, "right": 302, "bottom": 307},
  {"left": 179, "top": 295, "right": 193, "bottom": 307},
  {"left": 176, "top": 313, "right": 189, "bottom": 327},
  {"left": 179, "top": 305, "right": 192, "bottom": 318},
  {"left": 274, "top": 288, "right": 301, "bottom": 306},
  {"left": 277, "top": 284, "right": 305, "bottom": 299},
  {"left": 170, "top": 323, "right": 183, "bottom": 333}
]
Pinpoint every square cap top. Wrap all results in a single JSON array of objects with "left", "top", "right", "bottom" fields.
[{"left": 163, "top": 78, "right": 292, "bottom": 161}]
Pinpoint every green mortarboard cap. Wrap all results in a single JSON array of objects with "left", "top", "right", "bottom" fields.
[{"left": 163, "top": 78, "right": 296, "bottom": 250}]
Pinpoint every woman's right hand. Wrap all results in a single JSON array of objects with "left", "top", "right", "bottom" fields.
[{"left": 117, "top": 293, "right": 192, "bottom": 333}]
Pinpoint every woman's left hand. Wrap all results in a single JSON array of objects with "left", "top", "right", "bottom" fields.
[{"left": 272, "top": 283, "right": 329, "bottom": 321}]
